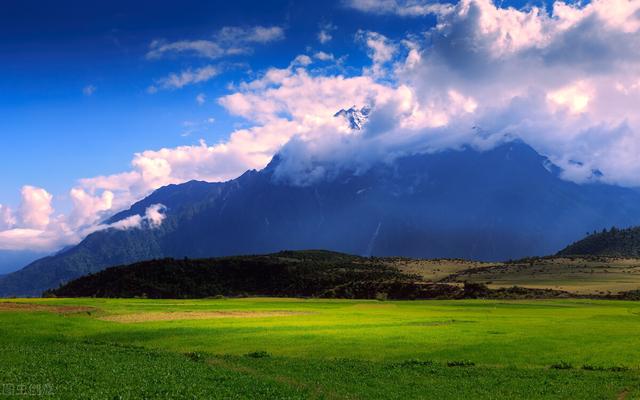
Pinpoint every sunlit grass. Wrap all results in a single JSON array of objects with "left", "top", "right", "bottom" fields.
[{"left": 1, "top": 298, "right": 639, "bottom": 398}]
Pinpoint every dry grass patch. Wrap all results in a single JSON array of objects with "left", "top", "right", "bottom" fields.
[
  {"left": 0, "top": 302, "right": 95, "bottom": 314},
  {"left": 101, "top": 310, "right": 311, "bottom": 323},
  {"left": 391, "top": 259, "right": 498, "bottom": 281}
]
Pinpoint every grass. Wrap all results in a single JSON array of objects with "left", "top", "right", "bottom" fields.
[
  {"left": 1, "top": 297, "right": 639, "bottom": 399},
  {"left": 442, "top": 256, "right": 640, "bottom": 294}
]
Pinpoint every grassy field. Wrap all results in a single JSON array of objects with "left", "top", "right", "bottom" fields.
[
  {"left": 1, "top": 298, "right": 639, "bottom": 399},
  {"left": 389, "top": 256, "right": 640, "bottom": 295},
  {"left": 440, "top": 257, "right": 640, "bottom": 295}
]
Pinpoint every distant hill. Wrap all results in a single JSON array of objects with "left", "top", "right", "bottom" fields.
[
  {"left": 558, "top": 227, "right": 640, "bottom": 257},
  {"left": 46, "top": 250, "right": 579, "bottom": 300},
  {"left": 46, "top": 250, "right": 462, "bottom": 300},
  {"left": 6, "top": 140, "right": 640, "bottom": 296}
]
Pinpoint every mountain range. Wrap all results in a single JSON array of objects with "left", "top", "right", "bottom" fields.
[{"left": 3, "top": 138, "right": 640, "bottom": 296}]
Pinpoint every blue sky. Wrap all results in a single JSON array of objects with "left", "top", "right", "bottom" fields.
[{"left": 0, "top": 0, "right": 553, "bottom": 207}]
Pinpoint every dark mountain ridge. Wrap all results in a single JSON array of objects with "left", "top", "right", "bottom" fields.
[{"left": 4, "top": 140, "right": 640, "bottom": 296}]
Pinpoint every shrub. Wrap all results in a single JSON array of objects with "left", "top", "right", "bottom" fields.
[
  {"left": 608, "top": 365, "right": 630, "bottom": 372},
  {"left": 375, "top": 292, "right": 388, "bottom": 301},
  {"left": 550, "top": 361, "right": 572, "bottom": 370},
  {"left": 447, "top": 360, "right": 475, "bottom": 367},
  {"left": 245, "top": 351, "right": 271, "bottom": 359},
  {"left": 582, "top": 364, "right": 629, "bottom": 372},
  {"left": 185, "top": 352, "right": 205, "bottom": 362},
  {"left": 395, "top": 359, "right": 434, "bottom": 367}
]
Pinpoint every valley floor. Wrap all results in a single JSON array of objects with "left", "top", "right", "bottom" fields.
[{"left": 1, "top": 298, "right": 639, "bottom": 399}]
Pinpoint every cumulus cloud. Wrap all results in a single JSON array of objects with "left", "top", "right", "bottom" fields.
[
  {"left": 0, "top": 186, "right": 71, "bottom": 251},
  {"left": 69, "top": 188, "right": 114, "bottom": 229},
  {"left": 291, "top": 54, "right": 313, "bottom": 67},
  {"left": 0, "top": 205, "right": 16, "bottom": 231},
  {"left": 19, "top": 186, "right": 54, "bottom": 229},
  {"left": 314, "top": 51, "right": 335, "bottom": 61},
  {"left": 356, "top": 30, "right": 397, "bottom": 77},
  {"left": 146, "top": 26, "right": 285, "bottom": 60},
  {"left": 0, "top": 184, "right": 164, "bottom": 251},
  {"left": 213, "top": 0, "right": 640, "bottom": 187},
  {"left": 387, "top": 0, "right": 640, "bottom": 184}
]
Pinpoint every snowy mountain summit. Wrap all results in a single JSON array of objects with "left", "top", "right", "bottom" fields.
[{"left": 334, "top": 106, "right": 371, "bottom": 130}]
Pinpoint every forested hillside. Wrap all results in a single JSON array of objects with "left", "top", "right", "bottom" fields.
[{"left": 558, "top": 227, "right": 640, "bottom": 257}]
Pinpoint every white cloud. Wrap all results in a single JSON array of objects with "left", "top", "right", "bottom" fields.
[
  {"left": 109, "top": 214, "right": 143, "bottom": 230},
  {"left": 314, "top": 51, "right": 335, "bottom": 61},
  {"left": 146, "top": 26, "right": 285, "bottom": 60},
  {"left": 385, "top": 0, "right": 640, "bottom": 185},
  {"left": 0, "top": 184, "right": 164, "bottom": 251},
  {"left": 291, "top": 54, "right": 313, "bottom": 67},
  {"left": 82, "top": 85, "right": 96, "bottom": 96},
  {"left": 345, "top": 0, "right": 454, "bottom": 16},
  {"left": 147, "top": 39, "right": 225, "bottom": 60},
  {"left": 212, "top": 0, "right": 640, "bottom": 187},
  {"left": 318, "top": 30, "right": 333, "bottom": 44},
  {"left": 70, "top": 65, "right": 394, "bottom": 218},
  {"left": 196, "top": 93, "right": 206, "bottom": 105},
  {"left": 356, "top": 30, "right": 397, "bottom": 77},
  {"left": 0, "top": 229, "right": 67, "bottom": 252},
  {"left": 150, "top": 65, "right": 219, "bottom": 92},
  {"left": 106, "top": 204, "right": 166, "bottom": 231},
  {"left": 144, "top": 204, "right": 167, "bottom": 228},
  {"left": 217, "top": 26, "right": 285, "bottom": 44},
  {"left": 0, "top": 186, "right": 73, "bottom": 251},
  {"left": 19, "top": 186, "right": 53, "bottom": 229},
  {"left": 0, "top": 205, "right": 15, "bottom": 231},
  {"left": 547, "top": 81, "right": 593, "bottom": 114},
  {"left": 69, "top": 188, "right": 114, "bottom": 229},
  {"left": 318, "top": 22, "right": 336, "bottom": 44}
]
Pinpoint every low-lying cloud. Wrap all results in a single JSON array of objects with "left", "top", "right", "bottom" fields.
[
  {"left": 271, "top": 0, "right": 640, "bottom": 186},
  {"left": 0, "top": 187, "right": 167, "bottom": 251},
  {"left": 104, "top": 204, "right": 167, "bottom": 231}
]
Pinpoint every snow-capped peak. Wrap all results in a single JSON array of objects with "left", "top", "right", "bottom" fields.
[{"left": 334, "top": 105, "right": 371, "bottom": 130}]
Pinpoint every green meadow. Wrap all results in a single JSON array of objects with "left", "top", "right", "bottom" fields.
[{"left": 1, "top": 298, "right": 639, "bottom": 399}]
